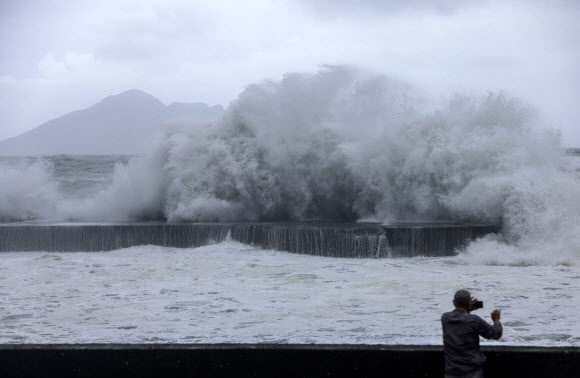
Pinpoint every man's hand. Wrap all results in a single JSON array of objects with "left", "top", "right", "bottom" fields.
[
  {"left": 469, "top": 297, "right": 479, "bottom": 312},
  {"left": 491, "top": 309, "right": 501, "bottom": 322}
]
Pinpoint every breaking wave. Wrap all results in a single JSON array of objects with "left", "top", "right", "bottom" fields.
[
  {"left": 0, "top": 159, "right": 59, "bottom": 221},
  {"left": 1, "top": 66, "right": 579, "bottom": 264}
]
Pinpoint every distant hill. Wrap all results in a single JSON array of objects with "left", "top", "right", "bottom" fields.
[{"left": 0, "top": 89, "right": 223, "bottom": 155}]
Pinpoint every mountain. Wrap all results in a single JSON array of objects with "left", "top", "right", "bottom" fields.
[{"left": 0, "top": 89, "right": 224, "bottom": 155}]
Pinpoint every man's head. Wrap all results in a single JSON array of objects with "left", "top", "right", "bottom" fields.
[{"left": 453, "top": 289, "right": 471, "bottom": 309}]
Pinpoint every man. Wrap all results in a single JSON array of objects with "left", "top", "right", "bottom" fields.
[{"left": 441, "top": 289, "right": 502, "bottom": 378}]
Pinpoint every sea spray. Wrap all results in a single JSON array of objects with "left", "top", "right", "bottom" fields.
[
  {"left": 137, "top": 66, "right": 580, "bottom": 263},
  {"left": 0, "top": 158, "right": 59, "bottom": 220},
  {"left": 61, "top": 152, "right": 167, "bottom": 221},
  {"left": 1, "top": 66, "right": 579, "bottom": 264},
  {"left": 153, "top": 67, "right": 570, "bottom": 225},
  {"left": 159, "top": 67, "right": 417, "bottom": 222}
]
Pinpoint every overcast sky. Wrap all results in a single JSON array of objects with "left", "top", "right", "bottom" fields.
[{"left": 1, "top": 0, "right": 579, "bottom": 146}]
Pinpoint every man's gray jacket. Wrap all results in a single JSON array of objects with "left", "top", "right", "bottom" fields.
[{"left": 441, "top": 308, "right": 503, "bottom": 375}]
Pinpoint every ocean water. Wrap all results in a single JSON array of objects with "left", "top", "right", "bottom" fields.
[
  {"left": 1, "top": 67, "right": 580, "bottom": 345},
  {"left": 1, "top": 242, "right": 579, "bottom": 345}
]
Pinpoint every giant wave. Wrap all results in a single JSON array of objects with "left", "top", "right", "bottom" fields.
[{"left": 2, "top": 66, "right": 579, "bottom": 264}]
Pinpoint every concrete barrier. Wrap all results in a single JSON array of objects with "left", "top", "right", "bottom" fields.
[
  {"left": 1, "top": 344, "right": 578, "bottom": 377},
  {"left": 0, "top": 222, "right": 500, "bottom": 257}
]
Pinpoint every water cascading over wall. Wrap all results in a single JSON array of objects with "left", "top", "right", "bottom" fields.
[
  {"left": 382, "top": 223, "right": 501, "bottom": 257},
  {"left": 0, "top": 222, "right": 500, "bottom": 257}
]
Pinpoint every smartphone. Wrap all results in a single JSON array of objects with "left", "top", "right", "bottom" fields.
[{"left": 473, "top": 301, "right": 483, "bottom": 309}]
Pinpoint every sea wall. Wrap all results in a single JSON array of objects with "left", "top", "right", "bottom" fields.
[
  {"left": 0, "top": 222, "right": 500, "bottom": 257},
  {"left": 0, "top": 344, "right": 577, "bottom": 378},
  {"left": 382, "top": 223, "right": 501, "bottom": 257}
]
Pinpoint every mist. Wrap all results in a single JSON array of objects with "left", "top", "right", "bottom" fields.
[{"left": 3, "top": 67, "right": 579, "bottom": 264}]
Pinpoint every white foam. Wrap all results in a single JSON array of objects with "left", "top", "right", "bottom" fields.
[
  {"left": 0, "top": 159, "right": 59, "bottom": 221},
  {"left": 1, "top": 242, "right": 578, "bottom": 345},
  {"left": 2, "top": 66, "right": 580, "bottom": 265}
]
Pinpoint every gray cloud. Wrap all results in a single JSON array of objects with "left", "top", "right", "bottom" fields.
[
  {"left": 95, "top": 3, "right": 211, "bottom": 62},
  {"left": 300, "top": 0, "right": 580, "bottom": 18},
  {"left": 1, "top": 0, "right": 579, "bottom": 146},
  {"left": 298, "top": 0, "right": 491, "bottom": 19}
]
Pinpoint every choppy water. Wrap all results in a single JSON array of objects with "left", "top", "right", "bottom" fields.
[
  {"left": 0, "top": 154, "right": 131, "bottom": 199},
  {"left": 1, "top": 241, "right": 578, "bottom": 345},
  {"left": 1, "top": 67, "right": 580, "bottom": 345}
]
